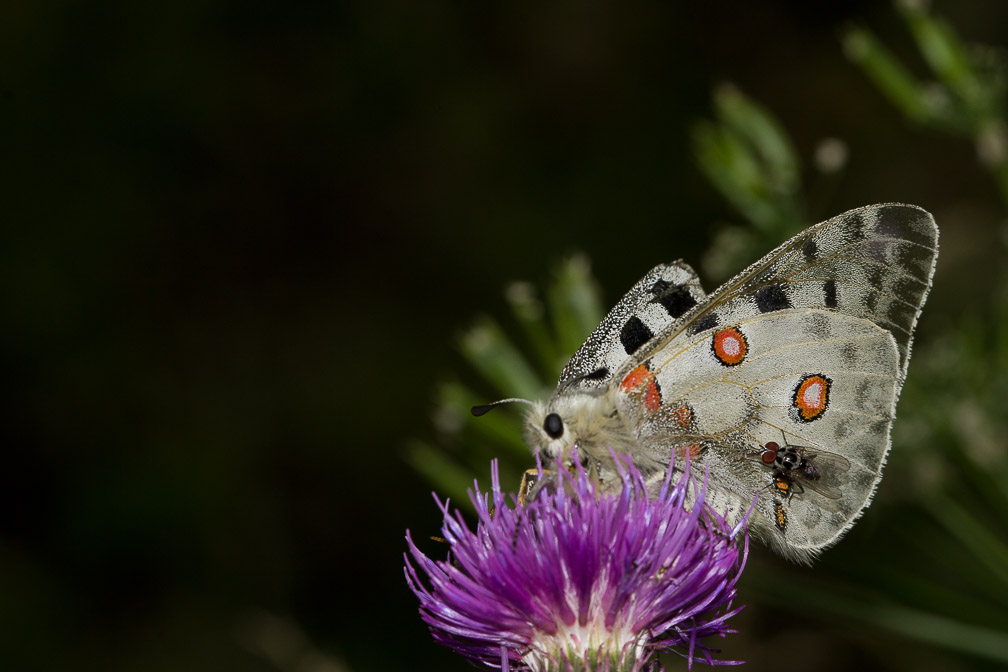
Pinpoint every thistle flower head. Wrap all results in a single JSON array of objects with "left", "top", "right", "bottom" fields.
[{"left": 404, "top": 455, "right": 748, "bottom": 671}]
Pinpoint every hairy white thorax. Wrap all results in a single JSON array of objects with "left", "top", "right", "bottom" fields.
[{"left": 524, "top": 393, "right": 631, "bottom": 457}]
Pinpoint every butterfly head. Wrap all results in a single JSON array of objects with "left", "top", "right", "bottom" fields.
[{"left": 523, "top": 393, "right": 629, "bottom": 469}]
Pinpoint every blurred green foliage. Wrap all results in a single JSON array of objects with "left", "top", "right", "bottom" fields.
[
  {"left": 405, "top": 256, "right": 604, "bottom": 508},
  {"left": 415, "top": 3, "right": 1008, "bottom": 668},
  {"left": 845, "top": 0, "right": 1008, "bottom": 200},
  {"left": 693, "top": 85, "right": 806, "bottom": 253}
]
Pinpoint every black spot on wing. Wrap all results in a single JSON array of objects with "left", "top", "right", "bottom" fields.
[
  {"left": 864, "top": 290, "right": 879, "bottom": 312},
  {"left": 754, "top": 283, "right": 792, "bottom": 313},
  {"left": 874, "top": 206, "right": 906, "bottom": 238},
  {"left": 886, "top": 301, "right": 913, "bottom": 334},
  {"left": 802, "top": 312, "right": 831, "bottom": 338},
  {"left": 865, "top": 239, "right": 891, "bottom": 263},
  {"left": 620, "top": 316, "right": 653, "bottom": 355},
  {"left": 880, "top": 205, "right": 935, "bottom": 247},
  {"left": 833, "top": 422, "right": 854, "bottom": 440},
  {"left": 848, "top": 211, "right": 869, "bottom": 241},
  {"left": 854, "top": 379, "right": 873, "bottom": 409},
  {"left": 649, "top": 279, "right": 672, "bottom": 294},
  {"left": 892, "top": 274, "right": 925, "bottom": 305},
  {"left": 802, "top": 238, "right": 818, "bottom": 262},
  {"left": 585, "top": 367, "right": 609, "bottom": 381},
  {"left": 866, "top": 266, "right": 885, "bottom": 291},
  {"left": 896, "top": 242, "right": 934, "bottom": 278},
  {"left": 650, "top": 281, "right": 698, "bottom": 318},
  {"left": 823, "top": 279, "right": 838, "bottom": 308},
  {"left": 689, "top": 312, "right": 719, "bottom": 335}
]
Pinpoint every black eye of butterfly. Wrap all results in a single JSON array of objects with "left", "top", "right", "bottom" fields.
[{"left": 543, "top": 413, "right": 564, "bottom": 439}]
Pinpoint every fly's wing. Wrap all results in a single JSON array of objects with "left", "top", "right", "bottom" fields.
[
  {"left": 798, "top": 475, "right": 842, "bottom": 502},
  {"left": 609, "top": 203, "right": 938, "bottom": 562},
  {"left": 799, "top": 450, "right": 851, "bottom": 501},
  {"left": 558, "top": 262, "right": 706, "bottom": 391}
]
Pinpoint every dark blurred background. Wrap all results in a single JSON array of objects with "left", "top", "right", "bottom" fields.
[{"left": 1, "top": 2, "right": 1006, "bottom": 671}]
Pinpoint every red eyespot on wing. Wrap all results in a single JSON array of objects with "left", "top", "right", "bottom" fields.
[
  {"left": 642, "top": 378, "right": 661, "bottom": 412},
  {"left": 669, "top": 402, "right": 694, "bottom": 429},
  {"left": 620, "top": 363, "right": 651, "bottom": 392},
  {"left": 620, "top": 362, "right": 662, "bottom": 414},
  {"left": 712, "top": 327, "right": 748, "bottom": 366},
  {"left": 675, "top": 444, "right": 701, "bottom": 459},
  {"left": 793, "top": 374, "right": 832, "bottom": 422}
]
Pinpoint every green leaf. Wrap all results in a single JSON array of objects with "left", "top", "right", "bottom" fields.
[
  {"left": 435, "top": 381, "right": 528, "bottom": 459},
  {"left": 900, "top": 1, "right": 983, "bottom": 112},
  {"left": 843, "top": 26, "right": 932, "bottom": 124},
  {"left": 505, "top": 280, "right": 560, "bottom": 376},
  {"left": 714, "top": 84, "right": 800, "bottom": 198},
  {"left": 693, "top": 120, "right": 775, "bottom": 227},
  {"left": 546, "top": 255, "right": 604, "bottom": 364},
  {"left": 459, "top": 316, "right": 544, "bottom": 401},
  {"left": 692, "top": 87, "right": 804, "bottom": 237},
  {"left": 838, "top": 600, "right": 1008, "bottom": 664},
  {"left": 405, "top": 440, "right": 477, "bottom": 507},
  {"left": 923, "top": 493, "right": 1008, "bottom": 593}
]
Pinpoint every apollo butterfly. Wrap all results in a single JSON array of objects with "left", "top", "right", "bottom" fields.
[{"left": 474, "top": 204, "right": 938, "bottom": 563}]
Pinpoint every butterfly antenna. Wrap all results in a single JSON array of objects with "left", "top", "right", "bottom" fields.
[{"left": 471, "top": 398, "right": 534, "bottom": 417}]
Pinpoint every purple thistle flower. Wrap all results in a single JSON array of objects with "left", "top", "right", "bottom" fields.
[{"left": 404, "top": 455, "right": 749, "bottom": 672}]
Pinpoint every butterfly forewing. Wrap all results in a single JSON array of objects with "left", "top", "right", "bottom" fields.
[
  {"left": 558, "top": 261, "right": 706, "bottom": 390},
  {"left": 674, "top": 203, "right": 936, "bottom": 383}
]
